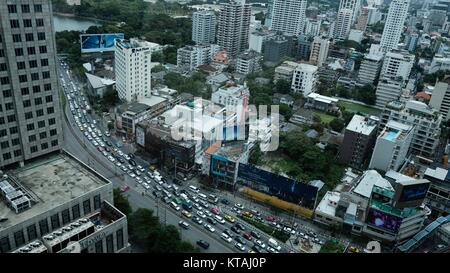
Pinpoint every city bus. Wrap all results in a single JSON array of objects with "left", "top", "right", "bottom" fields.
[{"left": 208, "top": 194, "right": 218, "bottom": 204}]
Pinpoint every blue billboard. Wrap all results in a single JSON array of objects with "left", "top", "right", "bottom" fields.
[
  {"left": 80, "top": 33, "right": 124, "bottom": 53},
  {"left": 237, "top": 163, "right": 319, "bottom": 209},
  {"left": 366, "top": 208, "right": 402, "bottom": 233}
]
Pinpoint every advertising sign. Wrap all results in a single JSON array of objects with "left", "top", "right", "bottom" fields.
[
  {"left": 136, "top": 126, "right": 145, "bottom": 147},
  {"left": 366, "top": 208, "right": 402, "bottom": 233},
  {"left": 80, "top": 33, "right": 124, "bottom": 53}
]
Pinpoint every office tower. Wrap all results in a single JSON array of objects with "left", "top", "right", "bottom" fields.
[
  {"left": 114, "top": 38, "right": 153, "bottom": 102},
  {"left": 309, "top": 36, "right": 330, "bottom": 67},
  {"left": 338, "top": 115, "right": 380, "bottom": 170},
  {"left": 297, "top": 34, "right": 312, "bottom": 61},
  {"left": 291, "top": 63, "right": 318, "bottom": 95},
  {"left": 380, "top": 50, "right": 415, "bottom": 81},
  {"left": 269, "top": 0, "right": 307, "bottom": 36},
  {"left": 339, "top": 0, "right": 362, "bottom": 24},
  {"left": 192, "top": 10, "right": 216, "bottom": 45},
  {"left": 375, "top": 78, "right": 404, "bottom": 108},
  {"left": 357, "top": 52, "right": 383, "bottom": 84},
  {"left": 369, "top": 120, "right": 413, "bottom": 172},
  {"left": 333, "top": 8, "right": 353, "bottom": 41},
  {"left": 217, "top": 0, "right": 251, "bottom": 59},
  {"left": 0, "top": 1, "right": 63, "bottom": 168},
  {"left": 380, "top": 100, "right": 443, "bottom": 159},
  {"left": 380, "top": 0, "right": 410, "bottom": 52},
  {"left": 305, "top": 18, "right": 321, "bottom": 37}
]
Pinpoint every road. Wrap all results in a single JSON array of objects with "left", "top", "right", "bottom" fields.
[{"left": 58, "top": 59, "right": 234, "bottom": 253}]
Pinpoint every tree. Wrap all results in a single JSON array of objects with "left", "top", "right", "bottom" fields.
[
  {"left": 102, "top": 86, "right": 120, "bottom": 107},
  {"left": 176, "top": 241, "right": 201, "bottom": 253},
  {"left": 148, "top": 225, "right": 181, "bottom": 253},
  {"left": 275, "top": 79, "right": 291, "bottom": 94},
  {"left": 128, "top": 208, "right": 159, "bottom": 242},
  {"left": 249, "top": 145, "right": 262, "bottom": 165},
  {"left": 279, "top": 104, "right": 293, "bottom": 120},
  {"left": 113, "top": 188, "right": 132, "bottom": 216},
  {"left": 355, "top": 84, "right": 376, "bottom": 105},
  {"left": 329, "top": 118, "right": 345, "bottom": 132}
]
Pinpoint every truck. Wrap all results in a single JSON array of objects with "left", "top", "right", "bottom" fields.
[{"left": 267, "top": 238, "right": 282, "bottom": 251}]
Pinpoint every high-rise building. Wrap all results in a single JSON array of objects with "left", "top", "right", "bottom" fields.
[
  {"left": 297, "top": 34, "right": 312, "bottom": 61},
  {"left": 380, "top": 100, "right": 443, "bottom": 159},
  {"left": 380, "top": 0, "right": 410, "bottom": 52},
  {"left": 355, "top": 6, "right": 369, "bottom": 31},
  {"left": 236, "top": 50, "right": 262, "bottom": 75},
  {"left": 357, "top": 47, "right": 384, "bottom": 84},
  {"left": 192, "top": 10, "right": 216, "bottom": 45},
  {"left": 217, "top": 0, "right": 251, "bottom": 59},
  {"left": 309, "top": 36, "right": 330, "bottom": 67},
  {"left": 114, "top": 38, "right": 153, "bottom": 102},
  {"left": 338, "top": 115, "right": 380, "bottom": 170},
  {"left": 291, "top": 63, "right": 318, "bottom": 95},
  {"left": 369, "top": 120, "right": 413, "bottom": 172},
  {"left": 269, "top": 0, "right": 307, "bottom": 36},
  {"left": 339, "top": 0, "right": 362, "bottom": 24},
  {"left": 176, "top": 44, "right": 220, "bottom": 72},
  {"left": 429, "top": 81, "right": 450, "bottom": 121},
  {"left": 333, "top": 8, "right": 353, "bottom": 41},
  {"left": 380, "top": 50, "right": 415, "bottom": 82},
  {"left": 0, "top": 1, "right": 63, "bottom": 168},
  {"left": 305, "top": 18, "right": 321, "bottom": 37},
  {"left": 375, "top": 78, "right": 404, "bottom": 108}
]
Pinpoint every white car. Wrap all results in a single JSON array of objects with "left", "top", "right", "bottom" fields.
[
  {"left": 128, "top": 172, "right": 136, "bottom": 178},
  {"left": 266, "top": 246, "right": 278, "bottom": 253},
  {"left": 255, "top": 240, "right": 266, "bottom": 248},
  {"left": 235, "top": 243, "right": 246, "bottom": 252},
  {"left": 197, "top": 211, "right": 206, "bottom": 218},
  {"left": 105, "top": 131, "right": 111, "bottom": 137},
  {"left": 204, "top": 224, "right": 215, "bottom": 233},
  {"left": 102, "top": 151, "right": 108, "bottom": 157},
  {"left": 135, "top": 177, "right": 142, "bottom": 184},
  {"left": 115, "top": 162, "right": 122, "bottom": 168},
  {"left": 235, "top": 203, "right": 244, "bottom": 210},
  {"left": 107, "top": 156, "right": 115, "bottom": 162},
  {"left": 143, "top": 183, "right": 150, "bottom": 190},
  {"left": 215, "top": 215, "right": 226, "bottom": 224},
  {"left": 92, "top": 141, "right": 98, "bottom": 147},
  {"left": 221, "top": 233, "right": 232, "bottom": 243},
  {"left": 118, "top": 151, "right": 124, "bottom": 157},
  {"left": 124, "top": 154, "right": 131, "bottom": 161}
]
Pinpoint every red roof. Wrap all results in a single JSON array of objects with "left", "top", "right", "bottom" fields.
[{"left": 415, "top": 91, "right": 431, "bottom": 101}]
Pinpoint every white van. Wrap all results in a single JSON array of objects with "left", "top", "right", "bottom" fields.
[
  {"left": 267, "top": 238, "right": 282, "bottom": 251},
  {"left": 170, "top": 201, "right": 180, "bottom": 211},
  {"left": 189, "top": 185, "right": 199, "bottom": 193},
  {"left": 198, "top": 193, "right": 207, "bottom": 200}
]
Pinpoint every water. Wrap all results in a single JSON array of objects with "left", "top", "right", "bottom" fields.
[{"left": 53, "top": 14, "right": 100, "bottom": 32}]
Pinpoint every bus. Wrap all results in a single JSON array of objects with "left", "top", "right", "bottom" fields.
[
  {"left": 182, "top": 200, "right": 193, "bottom": 211},
  {"left": 208, "top": 194, "right": 218, "bottom": 204}
]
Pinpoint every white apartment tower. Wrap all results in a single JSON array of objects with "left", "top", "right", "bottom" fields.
[
  {"left": 114, "top": 39, "right": 153, "bottom": 102},
  {"left": 380, "top": 50, "right": 415, "bottom": 82},
  {"left": 177, "top": 44, "right": 219, "bottom": 72},
  {"left": 291, "top": 63, "right": 318, "bottom": 95},
  {"left": 269, "top": 0, "right": 307, "bottom": 36},
  {"left": 380, "top": 0, "right": 410, "bottom": 52},
  {"left": 309, "top": 36, "right": 330, "bottom": 67},
  {"left": 339, "top": 0, "right": 362, "bottom": 24},
  {"left": 217, "top": 0, "right": 251, "bottom": 59},
  {"left": 333, "top": 8, "right": 353, "bottom": 41},
  {"left": 192, "top": 10, "right": 216, "bottom": 45}
]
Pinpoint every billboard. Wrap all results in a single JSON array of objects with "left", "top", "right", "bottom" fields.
[
  {"left": 237, "top": 163, "right": 319, "bottom": 209},
  {"left": 136, "top": 126, "right": 145, "bottom": 147},
  {"left": 80, "top": 33, "right": 124, "bottom": 53},
  {"left": 366, "top": 208, "right": 402, "bottom": 233},
  {"left": 393, "top": 179, "right": 430, "bottom": 209}
]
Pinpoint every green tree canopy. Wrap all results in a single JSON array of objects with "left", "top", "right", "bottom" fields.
[{"left": 113, "top": 188, "right": 132, "bottom": 216}]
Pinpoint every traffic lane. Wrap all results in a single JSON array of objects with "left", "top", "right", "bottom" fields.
[{"left": 62, "top": 109, "right": 235, "bottom": 253}]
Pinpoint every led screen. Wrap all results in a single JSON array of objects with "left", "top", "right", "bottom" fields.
[{"left": 80, "top": 33, "right": 124, "bottom": 53}]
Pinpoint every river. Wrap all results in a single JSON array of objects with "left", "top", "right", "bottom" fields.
[{"left": 53, "top": 14, "right": 101, "bottom": 32}]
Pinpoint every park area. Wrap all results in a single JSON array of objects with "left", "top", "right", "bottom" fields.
[{"left": 338, "top": 101, "right": 381, "bottom": 115}]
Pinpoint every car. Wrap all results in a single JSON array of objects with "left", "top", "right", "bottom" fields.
[
  {"left": 199, "top": 200, "right": 209, "bottom": 209},
  {"left": 135, "top": 170, "right": 142, "bottom": 176},
  {"left": 235, "top": 243, "right": 246, "bottom": 252},
  {"left": 220, "top": 198, "right": 231, "bottom": 205},
  {"left": 196, "top": 240, "right": 209, "bottom": 250},
  {"left": 118, "top": 158, "right": 125, "bottom": 164},
  {"left": 252, "top": 245, "right": 263, "bottom": 253},
  {"left": 231, "top": 226, "right": 240, "bottom": 234},
  {"left": 241, "top": 211, "right": 253, "bottom": 218},
  {"left": 105, "top": 131, "right": 111, "bottom": 137},
  {"left": 129, "top": 159, "right": 137, "bottom": 166},
  {"left": 104, "top": 147, "right": 111, "bottom": 152},
  {"left": 250, "top": 231, "right": 261, "bottom": 240},
  {"left": 106, "top": 141, "right": 112, "bottom": 147},
  {"left": 197, "top": 211, "right": 206, "bottom": 218},
  {"left": 102, "top": 151, "right": 108, "bottom": 157},
  {"left": 181, "top": 210, "right": 192, "bottom": 218},
  {"left": 267, "top": 246, "right": 278, "bottom": 253},
  {"left": 137, "top": 165, "right": 145, "bottom": 172},
  {"left": 221, "top": 233, "right": 232, "bottom": 243},
  {"left": 266, "top": 216, "right": 276, "bottom": 222},
  {"left": 162, "top": 196, "right": 170, "bottom": 204},
  {"left": 254, "top": 240, "right": 266, "bottom": 248},
  {"left": 235, "top": 236, "right": 246, "bottom": 245},
  {"left": 194, "top": 203, "right": 202, "bottom": 211},
  {"left": 192, "top": 216, "right": 203, "bottom": 225},
  {"left": 210, "top": 207, "right": 220, "bottom": 215},
  {"left": 124, "top": 154, "right": 131, "bottom": 161},
  {"left": 243, "top": 232, "right": 252, "bottom": 241},
  {"left": 215, "top": 215, "right": 226, "bottom": 224},
  {"left": 235, "top": 223, "right": 246, "bottom": 231},
  {"left": 128, "top": 172, "right": 136, "bottom": 178},
  {"left": 178, "top": 221, "right": 189, "bottom": 229},
  {"left": 107, "top": 156, "right": 115, "bottom": 162},
  {"left": 235, "top": 203, "right": 244, "bottom": 210},
  {"left": 204, "top": 224, "right": 215, "bottom": 233},
  {"left": 135, "top": 177, "right": 142, "bottom": 184},
  {"left": 205, "top": 211, "right": 213, "bottom": 218},
  {"left": 224, "top": 214, "right": 235, "bottom": 223},
  {"left": 223, "top": 229, "right": 233, "bottom": 237},
  {"left": 206, "top": 217, "right": 216, "bottom": 225}
]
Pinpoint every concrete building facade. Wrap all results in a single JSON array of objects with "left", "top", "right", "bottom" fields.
[{"left": 192, "top": 10, "right": 216, "bottom": 45}]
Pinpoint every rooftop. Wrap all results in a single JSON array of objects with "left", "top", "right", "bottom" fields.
[
  {"left": 0, "top": 153, "right": 108, "bottom": 231},
  {"left": 124, "top": 102, "right": 151, "bottom": 115},
  {"left": 346, "top": 114, "right": 379, "bottom": 136},
  {"left": 139, "top": 96, "right": 167, "bottom": 107},
  {"left": 307, "top": 92, "right": 339, "bottom": 104},
  {"left": 315, "top": 191, "right": 341, "bottom": 217},
  {"left": 352, "top": 170, "right": 394, "bottom": 199},
  {"left": 85, "top": 73, "right": 115, "bottom": 89},
  {"left": 238, "top": 50, "right": 261, "bottom": 60},
  {"left": 424, "top": 167, "right": 450, "bottom": 182},
  {"left": 380, "top": 120, "right": 413, "bottom": 142}
]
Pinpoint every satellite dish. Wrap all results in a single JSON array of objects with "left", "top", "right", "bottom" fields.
[{"left": 65, "top": 241, "right": 81, "bottom": 253}]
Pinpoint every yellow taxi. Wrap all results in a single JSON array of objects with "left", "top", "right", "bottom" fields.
[
  {"left": 241, "top": 211, "right": 253, "bottom": 218},
  {"left": 348, "top": 246, "right": 360, "bottom": 253},
  {"left": 248, "top": 249, "right": 256, "bottom": 253},
  {"left": 224, "top": 214, "right": 236, "bottom": 223},
  {"left": 181, "top": 210, "right": 192, "bottom": 218}
]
